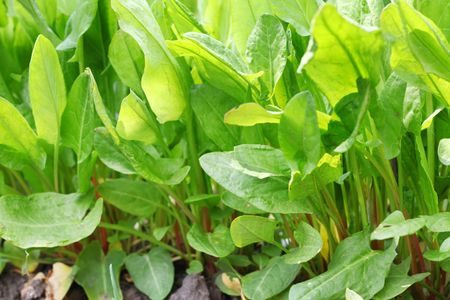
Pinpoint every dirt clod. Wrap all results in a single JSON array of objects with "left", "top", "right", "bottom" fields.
[{"left": 169, "top": 274, "right": 210, "bottom": 300}]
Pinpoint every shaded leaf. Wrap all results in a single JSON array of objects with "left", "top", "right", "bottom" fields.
[
  {"left": 0, "top": 193, "right": 102, "bottom": 248},
  {"left": 125, "top": 248, "right": 174, "bottom": 300},
  {"left": 187, "top": 224, "right": 235, "bottom": 257},
  {"left": 99, "top": 179, "right": 161, "bottom": 217},
  {"left": 230, "top": 215, "right": 277, "bottom": 247}
]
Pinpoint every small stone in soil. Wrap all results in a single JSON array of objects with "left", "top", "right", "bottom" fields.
[
  {"left": 169, "top": 274, "right": 210, "bottom": 300},
  {"left": 20, "top": 272, "right": 46, "bottom": 300}
]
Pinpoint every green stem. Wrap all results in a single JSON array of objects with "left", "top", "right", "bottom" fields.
[
  {"left": 426, "top": 93, "right": 435, "bottom": 185},
  {"left": 100, "top": 222, "right": 191, "bottom": 261},
  {"left": 349, "top": 148, "right": 368, "bottom": 227},
  {"left": 53, "top": 137, "right": 60, "bottom": 192}
]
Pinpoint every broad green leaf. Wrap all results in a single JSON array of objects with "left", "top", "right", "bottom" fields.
[
  {"left": 118, "top": 141, "right": 190, "bottom": 185},
  {"left": 284, "top": 222, "right": 322, "bottom": 264},
  {"left": 116, "top": 93, "right": 158, "bottom": 145},
  {"left": 125, "top": 248, "right": 174, "bottom": 300},
  {"left": 289, "top": 230, "right": 397, "bottom": 300},
  {"left": 0, "top": 97, "right": 45, "bottom": 169},
  {"left": 373, "top": 258, "right": 429, "bottom": 300},
  {"left": 289, "top": 153, "right": 342, "bottom": 202},
  {"left": 424, "top": 212, "right": 450, "bottom": 232},
  {"left": 380, "top": 0, "right": 450, "bottom": 105},
  {"left": 230, "top": 215, "right": 277, "bottom": 247},
  {"left": 98, "top": 179, "right": 162, "bottom": 217},
  {"left": 221, "top": 192, "right": 265, "bottom": 214},
  {"left": 191, "top": 84, "right": 240, "bottom": 151},
  {"left": 186, "top": 260, "right": 203, "bottom": 275},
  {"left": 242, "top": 256, "right": 301, "bottom": 300},
  {"left": 438, "top": 138, "right": 450, "bottom": 165},
  {"left": 57, "top": 0, "right": 98, "bottom": 50},
  {"left": 333, "top": 0, "right": 383, "bottom": 26},
  {"left": 345, "top": 289, "right": 363, "bottom": 300},
  {"left": 371, "top": 73, "right": 406, "bottom": 159},
  {"left": 187, "top": 224, "right": 235, "bottom": 257},
  {"left": 29, "top": 34, "right": 67, "bottom": 144},
  {"left": 230, "top": 0, "right": 272, "bottom": 55},
  {"left": 417, "top": 0, "right": 450, "bottom": 41},
  {"left": 299, "top": 4, "right": 384, "bottom": 106},
  {"left": 94, "top": 127, "right": 136, "bottom": 174},
  {"left": 109, "top": 30, "right": 145, "bottom": 97},
  {"left": 279, "top": 92, "right": 320, "bottom": 174},
  {"left": 166, "top": 0, "right": 207, "bottom": 34},
  {"left": 75, "top": 241, "right": 125, "bottom": 300},
  {"left": 112, "top": 0, "right": 187, "bottom": 122},
  {"left": 200, "top": 145, "right": 311, "bottom": 213},
  {"left": 0, "top": 193, "right": 102, "bottom": 248},
  {"left": 91, "top": 76, "right": 189, "bottom": 185},
  {"left": 224, "top": 103, "right": 281, "bottom": 126},
  {"left": 168, "top": 32, "right": 254, "bottom": 101},
  {"left": 61, "top": 70, "right": 95, "bottom": 162},
  {"left": 371, "top": 211, "right": 425, "bottom": 240},
  {"left": 246, "top": 14, "right": 287, "bottom": 97},
  {"left": 271, "top": 0, "right": 321, "bottom": 36}
]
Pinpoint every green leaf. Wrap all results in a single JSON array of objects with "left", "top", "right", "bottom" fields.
[
  {"left": 221, "top": 192, "right": 265, "bottom": 214},
  {"left": 191, "top": 84, "right": 240, "bottom": 151},
  {"left": 167, "top": 32, "right": 254, "bottom": 101},
  {"left": 109, "top": 30, "right": 145, "bottom": 97},
  {"left": 116, "top": 93, "right": 158, "bottom": 145},
  {"left": 438, "top": 138, "right": 450, "bottom": 165},
  {"left": 345, "top": 288, "right": 363, "bottom": 300},
  {"left": 289, "top": 153, "right": 342, "bottom": 202},
  {"left": 29, "top": 34, "right": 67, "bottom": 144},
  {"left": 98, "top": 179, "right": 161, "bottom": 217},
  {"left": 271, "top": 0, "right": 321, "bottom": 36},
  {"left": 0, "top": 193, "right": 102, "bottom": 248},
  {"left": 246, "top": 14, "right": 287, "bottom": 96},
  {"left": 200, "top": 145, "right": 311, "bottom": 213},
  {"left": 279, "top": 92, "right": 320, "bottom": 174},
  {"left": 224, "top": 103, "right": 282, "bottom": 126},
  {"left": 57, "top": 0, "right": 98, "bottom": 50},
  {"left": 380, "top": 0, "right": 450, "bottom": 105},
  {"left": 75, "top": 241, "right": 125, "bottom": 300},
  {"left": 125, "top": 248, "right": 174, "bottom": 300},
  {"left": 334, "top": 0, "right": 384, "bottom": 26},
  {"left": 424, "top": 212, "right": 450, "bottom": 232},
  {"left": 187, "top": 224, "right": 235, "bottom": 257},
  {"left": 242, "top": 256, "right": 301, "bottom": 300},
  {"left": 371, "top": 73, "right": 407, "bottom": 159},
  {"left": 0, "top": 97, "right": 46, "bottom": 169},
  {"left": 373, "top": 258, "right": 429, "bottom": 300},
  {"left": 112, "top": 0, "right": 187, "bottom": 122},
  {"left": 186, "top": 260, "right": 203, "bottom": 275},
  {"left": 230, "top": 215, "right": 277, "bottom": 247},
  {"left": 299, "top": 4, "right": 384, "bottom": 106},
  {"left": 371, "top": 211, "right": 426, "bottom": 241},
  {"left": 230, "top": 0, "right": 272, "bottom": 55},
  {"left": 61, "top": 70, "right": 95, "bottom": 162},
  {"left": 94, "top": 128, "right": 136, "bottom": 174},
  {"left": 284, "top": 222, "right": 322, "bottom": 264},
  {"left": 289, "top": 230, "right": 397, "bottom": 300}
]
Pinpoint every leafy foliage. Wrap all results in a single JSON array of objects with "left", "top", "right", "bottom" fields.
[{"left": 0, "top": 0, "right": 448, "bottom": 299}]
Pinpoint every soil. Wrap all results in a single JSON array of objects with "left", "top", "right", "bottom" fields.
[{"left": 0, "top": 264, "right": 235, "bottom": 300}]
